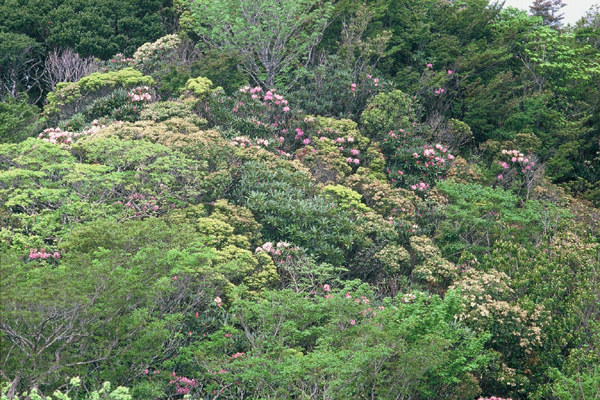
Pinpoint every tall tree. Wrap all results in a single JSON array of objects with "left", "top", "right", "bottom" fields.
[
  {"left": 187, "top": 0, "right": 335, "bottom": 88},
  {"left": 529, "top": 0, "right": 566, "bottom": 29}
]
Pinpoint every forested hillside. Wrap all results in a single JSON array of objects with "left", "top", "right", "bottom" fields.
[{"left": 1, "top": 0, "right": 599, "bottom": 399}]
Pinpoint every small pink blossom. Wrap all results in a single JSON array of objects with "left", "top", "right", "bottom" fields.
[
  {"left": 350, "top": 319, "right": 356, "bottom": 325},
  {"left": 323, "top": 284, "right": 331, "bottom": 292}
]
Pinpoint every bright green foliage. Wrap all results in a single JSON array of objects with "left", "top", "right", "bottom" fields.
[
  {"left": 434, "top": 180, "right": 567, "bottom": 259},
  {"left": 321, "top": 184, "right": 369, "bottom": 212},
  {"left": 184, "top": 286, "right": 490, "bottom": 399},
  {"left": 1, "top": 379, "right": 132, "bottom": 400},
  {"left": 181, "top": 76, "right": 214, "bottom": 99}
]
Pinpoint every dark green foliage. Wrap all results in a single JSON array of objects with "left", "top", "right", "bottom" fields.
[
  {"left": 0, "top": 0, "right": 176, "bottom": 60},
  {"left": 0, "top": 98, "right": 41, "bottom": 143}
]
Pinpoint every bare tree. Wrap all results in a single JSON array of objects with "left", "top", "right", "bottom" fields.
[{"left": 42, "top": 48, "right": 102, "bottom": 91}]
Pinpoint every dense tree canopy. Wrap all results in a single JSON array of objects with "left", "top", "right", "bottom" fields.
[{"left": 1, "top": 1, "right": 599, "bottom": 399}]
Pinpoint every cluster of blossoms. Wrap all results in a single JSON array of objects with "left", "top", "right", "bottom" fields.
[
  {"left": 29, "top": 248, "right": 61, "bottom": 260},
  {"left": 239, "top": 86, "right": 290, "bottom": 111},
  {"left": 366, "top": 75, "right": 380, "bottom": 86},
  {"left": 231, "top": 352, "right": 244, "bottom": 358},
  {"left": 497, "top": 149, "right": 535, "bottom": 180},
  {"left": 434, "top": 88, "right": 445, "bottom": 94},
  {"left": 230, "top": 136, "right": 270, "bottom": 149},
  {"left": 116, "top": 193, "right": 160, "bottom": 215},
  {"left": 169, "top": 373, "right": 197, "bottom": 395},
  {"left": 128, "top": 87, "right": 152, "bottom": 102},
  {"left": 255, "top": 241, "right": 291, "bottom": 255},
  {"left": 214, "top": 296, "right": 222, "bottom": 307},
  {"left": 318, "top": 135, "right": 361, "bottom": 165},
  {"left": 401, "top": 292, "right": 417, "bottom": 303},
  {"left": 38, "top": 127, "right": 83, "bottom": 144},
  {"left": 294, "top": 128, "right": 310, "bottom": 145},
  {"left": 478, "top": 397, "right": 512, "bottom": 400},
  {"left": 102, "top": 53, "right": 135, "bottom": 72},
  {"left": 38, "top": 120, "right": 112, "bottom": 145},
  {"left": 414, "top": 144, "right": 454, "bottom": 165},
  {"left": 410, "top": 181, "right": 430, "bottom": 191},
  {"left": 112, "top": 53, "right": 134, "bottom": 64}
]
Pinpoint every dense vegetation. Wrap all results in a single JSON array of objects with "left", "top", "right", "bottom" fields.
[{"left": 1, "top": 0, "right": 599, "bottom": 399}]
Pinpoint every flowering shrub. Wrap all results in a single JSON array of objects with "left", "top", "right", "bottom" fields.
[
  {"left": 169, "top": 372, "right": 198, "bottom": 395},
  {"left": 37, "top": 119, "right": 111, "bottom": 144},
  {"left": 208, "top": 86, "right": 294, "bottom": 139},
  {"left": 381, "top": 130, "right": 456, "bottom": 193},
  {"left": 28, "top": 248, "right": 61, "bottom": 261},
  {"left": 102, "top": 53, "right": 135, "bottom": 72},
  {"left": 494, "top": 149, "right": 543, "bottom": 199}
]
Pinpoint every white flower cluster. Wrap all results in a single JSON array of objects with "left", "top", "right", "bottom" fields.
[{"left": 230, "top": 136, "right": 269, "bottom": 149}]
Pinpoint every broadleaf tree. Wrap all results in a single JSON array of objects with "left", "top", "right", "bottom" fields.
[{"left": 187, "top": 0, "right": 335, "bottom": 88}]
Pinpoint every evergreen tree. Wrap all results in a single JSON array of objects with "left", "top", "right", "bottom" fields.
[{"left": 529, "top": 0, "right": 566, "bottom": 29}]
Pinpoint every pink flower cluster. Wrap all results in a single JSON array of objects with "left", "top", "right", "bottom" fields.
[
  {"left": 128, "top": 87, "right": 152, "bottom": 102},
  {"left": 255, "top": 241, "right": 291, "bottom": 255},
  {"left": 116, "top": 193, "right": 160, "bottom": 216},
  {"left": 345, "top": 157, "right": 360, "bottom": 165},
  {"left": 498, "top": 149, "right": 536, "bottom": 173},
  {"left": 169, "top": 373, "right": 197, "bottom": 395},
  {"left": 38, "top": 127, "right": 83, "bottom": 145},
  {"left": 411, "top": 181, "right": 430, "bottom": 191},
  {"left": 416, "top": 144, "right": 454, "bottom": 166},
  {"left": 38, "top": 119, "right": 111, "bottom": 144},
  {"left": 29, "top": 248, "right": 61, "bottom": 260},
  {"left": 239, "top": 86, "right": 289, "bottom": 107}
]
